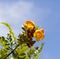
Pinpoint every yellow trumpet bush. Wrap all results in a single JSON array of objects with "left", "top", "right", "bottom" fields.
[
  {"left": 24, "top": 20, "right": 35, "bottom": 30},
  {"left": 0, "top": 20, "right": 45, "bottom": 59},
  {"left": 33, "top": 28, "right": 45, "bottom": 41}
]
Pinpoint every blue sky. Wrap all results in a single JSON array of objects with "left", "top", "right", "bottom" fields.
[{"left": 0, "top": 0, "right": 60, "bottom": 59}]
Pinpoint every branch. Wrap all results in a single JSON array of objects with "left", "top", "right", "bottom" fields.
[{"left": 3, "top": 44, "right": 19, "bottom": 59}]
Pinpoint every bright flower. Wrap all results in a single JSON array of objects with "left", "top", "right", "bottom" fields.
[
  {"left": 33, "top": 28, "right": 44, "bottom": 41},
  {"left": 24, "top": 20, "right": 35, "bottom": 30}
]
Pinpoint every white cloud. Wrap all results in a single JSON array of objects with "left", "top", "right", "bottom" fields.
[
  {"left": 0, "top": 1, "right": 34, "bottom": 23},
  {"left": 0, "top": 1, "right": 50, "bottom": 36}
]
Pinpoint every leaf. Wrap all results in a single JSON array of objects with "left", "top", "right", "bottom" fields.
[
  {"left": 25, "top": 56, "right": 29, "bottom": 59},
  {"left": 0, "top": 49, "right": 10, "bottom": 59},
  {"left": 32, "top": 53, "right": 40, "bottom": 59},
  {"left": 32, "top": 43, "right": 44, "bottom": 59},
  {"left": 0, "top": 22, "right": 16, "bottom": 40},
  {"left": 0, "top": 36, "right": 7, "bottom": 46},
  {"left": 16, "top": 45, "right": 29, "bottom": 54},
  {"left": 27, "top": 47, "right": 35, "bottom": 57},
  {"left": 35, "top": 26, "right": 39, "bottom": 30},
  {"left": 39, "top": 42, "right": 45, "bottom": 53},
  {"left": 12, "top": 51, "right": 20, "bottom": 59},
  {"left": 22, "top": 26, "right": 26, "bottom": 31},
  {"left": 19, "top": 53, "right": 26, "bottom": 58}
]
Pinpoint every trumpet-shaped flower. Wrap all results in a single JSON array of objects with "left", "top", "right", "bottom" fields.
[
  {"left": 24, "top": 20, "right": 35, "bottom": 30},
  {"left": 33, "top": 28, "right": 44, "bottom": 41}
]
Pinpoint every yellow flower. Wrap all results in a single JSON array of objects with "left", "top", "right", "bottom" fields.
[
  {"left": 24, "top": 20, "right": 35, "bottom": 30},
  {"left": 33, "top": 28, "right": 44, "bottom": 41}
]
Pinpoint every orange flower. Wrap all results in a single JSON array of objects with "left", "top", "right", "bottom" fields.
[
  {"left": 24, "top": 20, "right": 35, "bottom": 30},
  {"left": 33, "top": 28, "right": 44, "bottom": 41}
]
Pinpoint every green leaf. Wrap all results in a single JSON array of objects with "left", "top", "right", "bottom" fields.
[
  {"left": 35, "top": 26, "right": 39, "bottom": 30},
  {"left": 0, "top": 22, "right": 16, "bottom": 40},
  {"left": 32, "top": 53, "right": 40, "bottom": 59},
  {"left": 39, "top": 42, "right": 45, "bottom": 53},
  {"left": 32, "top": 43, "right": 44, "bottom": 59},
  {"left": 0, "top": 36, "right": 7, "bottom": 46},
  {"left": 16, "top": 45, "right": 29, "bottom": 55},
  {"left": 27, "top": 47, "right": 35, "bottom": 57},
  {"left": 0, "top": 49, "right": 10, "bottom": 59},
  {"left": 22, "top": 26, "right": 26, "bottom": 31},
  {"left": 25, "top": 56, "right": 29, "bottom": 59}
]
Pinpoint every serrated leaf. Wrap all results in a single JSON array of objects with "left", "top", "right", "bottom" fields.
[{"left": 0, "top": 22, "right": 16, "bottom": 40}]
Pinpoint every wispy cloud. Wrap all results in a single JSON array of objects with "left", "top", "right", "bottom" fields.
[
  {"left": 0, "top": 1, "right": 33, "bottom": 23},
  {"left": 0, "top": 1, "right": 50, "bottom": 36}
]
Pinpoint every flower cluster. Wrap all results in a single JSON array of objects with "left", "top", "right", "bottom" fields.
[
  {"left": 19, "top": 20, "right": 45, "bottom": 47},
  {"left": 0, "top": 21, "right": 45, "bottom": 59},
  {"left": 24, "top": 20, "right": 44, "bottom": 41}
]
